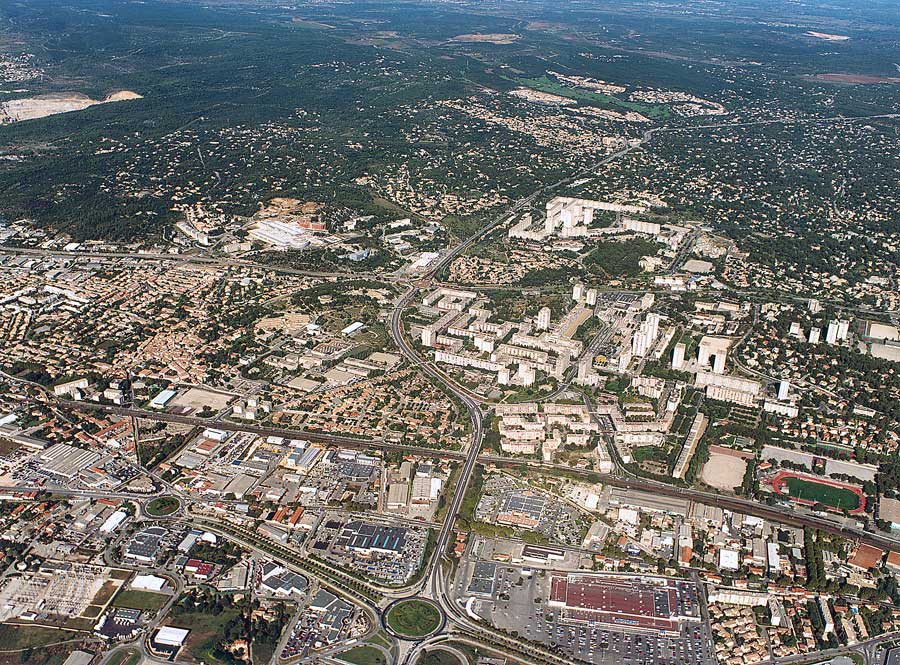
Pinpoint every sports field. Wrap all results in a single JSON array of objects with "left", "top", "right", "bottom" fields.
[
  {"left": 784, "top": 477, "right": 860, "bottom": 510},
  {"left": 772, "top": 471, "right": 864, "bottom": 513}
]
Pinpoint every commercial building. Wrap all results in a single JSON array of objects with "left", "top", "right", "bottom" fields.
[
  {"left": 150, "top": 626, "right": 190, "bottom": 659},
  {"left": 126, "top": 527, "right": 167, "bottom": 563},
  {"left": 149, "top": 389, "right": 177, "bottom": 410},
  {"left": 38, "top": 444, "right": 102, "bottom": 480},
  {"left": 333, "top": 522, "right": 407, "bottom": 556},
  {"left": 386, "top": 483, "right": 410, "bottom": 510},
  {"left": 718, "top": 549, "right": 740, "bottom": 571},
  {"left": 496, "top": 491, "right": 546, "bottom": 528},
  {"left": 248, "top": 220, "right": 312, "bottom": 249},
  {"left": 548, "top": 573, "right": 700, "bottom": 634},
  {"left": 99, "top": 510, "right": 127, "bottom": 534},
  {"left": 307, "top": 589, "right": 354, "bottom": 644},
  {"left": 131, "top": 574, "right": 167, "bottom": 591},
  {"left": 259, "top": 563, "right": 308, "bottom": 597}
]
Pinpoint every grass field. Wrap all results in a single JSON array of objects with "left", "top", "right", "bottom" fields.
[
  {"left": 169, "top": 609, "right": 240, "bottom": 664},
  {"left": 416, "top": 649, "right": 465, "bottom": 665},
  {"left": 90, "top": 580, "right": 121, "bottom": 607},
  {"left": 0, "top": 647, "right": 86, "bottom": 665},
  {"left": 112, "top": 589, "right": 170, "bottom": 612},
  {"left": 338, "top": 645, "right": 388, "bottom": 665},
  {"left": 385, "top": 600, "right": 441, "bottom": 638},
  {"left": 365, "top": 630, "right": 394, "bottom": 650},
  {"left": 107, "top": 651, "right": 141, "bottom": 665},
  {"left": 0, "top": 439, "right": 20, "bottom": 456},
  {"left": 145, "top": 496, "right": 180, "bottom": 516},
  {"left": 784, "top": 477, "right": 861, "bottom": 511},
  {"left": 62, "top": 618, "right": 97, "bottom": 632},
  {"left": 252, "top": 633, "right": 284, "bottom": 665},
  {"left": 0, "top": 624, "right": 70, "bottom": 649},
  {"left": 82, "top": 605, "right": 104, "bottom": 619}
]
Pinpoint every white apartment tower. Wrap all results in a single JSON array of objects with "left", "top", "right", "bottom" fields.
[
  {"left": 572, "top": 283, "right": 585, "bottom": 302},
  {"left": 537, "top": 307, "right": 552, "bottom": 331},
  {"left": 712, "top": 353, "right": 726, "bottom": 374},
  {"left": 421, "top": 328, "right": 434, "bottom": 347},
  {"left": 646, "top": 313, "right": 660, "bottom": 340},
  {"left": 517, "top": 363, "right": 536, "bottom": 387},
  {"left": 837, "top": 319, "right": 850, "bottom": 341},
  {"left": 632, "top": 331, "right": 649, "bottom": 357},
  {"left": 631, "top": 313, "right": 661, "bottom": 358},
  {"left": 826, "top": 321, "right": 839, "bottom": 344},
  {"left": 577, "top": 357, "right": 591, "bottom": 382},
  {"left": 671, "top": 342, "right": 686, "bottom": 370},
  {"left": 777, "top": 379, "right": 789, "bottom": 401}
]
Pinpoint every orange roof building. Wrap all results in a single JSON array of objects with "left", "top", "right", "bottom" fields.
[{"left": 849, "top": 543, "right": 885, "bottom": 570}]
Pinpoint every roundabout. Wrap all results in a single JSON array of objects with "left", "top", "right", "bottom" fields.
[
  {"left": 143, "top": 496, "right": 181, "bottom": 517},
  {"left": 382, "top": 598, "right": 445, "bottom": 640}
]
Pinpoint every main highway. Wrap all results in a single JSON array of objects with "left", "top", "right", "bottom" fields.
[
  {"left": 380, "top": 130, "right": 660, "bottom": 591},
  {"left": 382, "top": 126, "right": 670, "bottom": 580},
  {"left": 389, "top": 286, "right": 486, "bottom": 590}
]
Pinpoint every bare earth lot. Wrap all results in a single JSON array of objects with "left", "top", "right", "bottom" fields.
[
  {"left": 700, "top": 453, "right": 746, "bottom": 491},
  {"left": 450, "top": 33, "right": 520, "bottom": 44},
  {"left": 0, "top": 90, "right": 141, "bottom": 123}
]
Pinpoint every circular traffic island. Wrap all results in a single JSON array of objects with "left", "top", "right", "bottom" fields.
[
  {"left": 383, "top": 598, "right": 444, "bottom": 640},
  {"left": 144, "top": 496, "right": 180, "bottom": 517}
]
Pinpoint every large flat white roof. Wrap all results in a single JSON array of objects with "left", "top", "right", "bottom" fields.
[
  {"left": 132, "top": 574, "right": 167, "bottom": 591},
  {"left": 341, "top": 321, "right": 364, "bottom": 335},
  {"left": 718, "top": 548, "right": 740, "bottom": 571},
  {"left": 150, "top": 389, "right": 177, "bottom": 407},
  {"left": 99, "top": 510, "right": 127, "bottom": 534},
  {"left": 155, "top": 626, "right": 189, "bottom": 646}
]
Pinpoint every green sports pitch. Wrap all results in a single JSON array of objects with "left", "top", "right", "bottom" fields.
[{"left": 783, "top": 477, "right": 861, "bottom": 511}]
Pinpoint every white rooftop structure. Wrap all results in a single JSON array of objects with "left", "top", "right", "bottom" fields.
[
  {"left": 99, "top": 510, "right": 127, "bottom": 534},
  {"left": 132, "top": 574, "right": 167, "bottom": 591},
  {"left": 150, "top": 389, "right": 177, "bottom": 409},
  {"left": 719, "top": 548, "right": 740, "bottom": 571},
  {"left": 155, "top": 626, "right": 190, "bottom": 647},
  {"left": 248, "top": 220, "right": 312, "bottom": 249}
]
